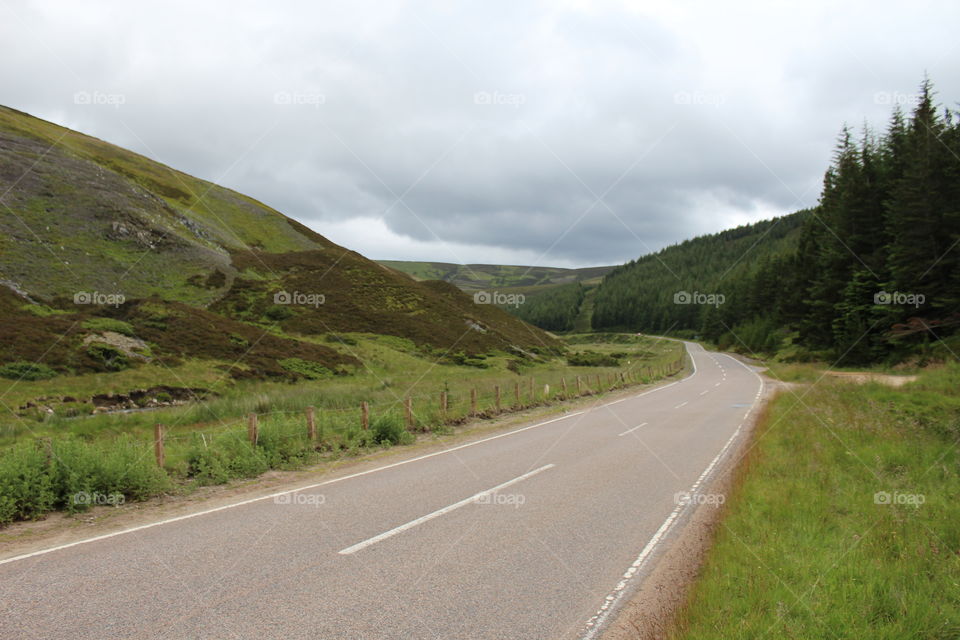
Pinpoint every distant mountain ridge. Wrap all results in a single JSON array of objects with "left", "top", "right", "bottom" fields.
[{"left": 377, "top": 260, "right": 613, "bottom": 292}]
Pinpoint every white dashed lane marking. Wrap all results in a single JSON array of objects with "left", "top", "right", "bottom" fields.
[
  {"left": 617, "top": 422, "right": 648, "bottom": 437},
  {"left": 338, "top": 464, "right": 556, "bottom": 555}
]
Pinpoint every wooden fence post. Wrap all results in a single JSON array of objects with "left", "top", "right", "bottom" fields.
[
  {"left": 154, "top": 424, "right": 165, "bottom": 468},
  {"left": 596, "top": 374, "right": 602, "bottom": 391},
  {"left": 495, "top": 385, "right": 501, "bottom": 413},
  {"left": 247, "top": 413, "right": 258, "bottom": 445},
  {"left": 576, "top": 376, "right": 582, "bottom": 395},
  {"left": 561, "top": 377, "right": 568, "bottom": 397},
  {"left": 306, "top": 406, "right": 316, "bottom": 441},
  {"left": 361, "top": 401, "right": 369, "bottom": 430},
  {"left": 404, "top": 396, "right": 413, "bottom": 430},
  {"left": 440, "top": 391, "right": 448, "bottom": 416},
  {"left": 470, "top": 388, "right": 478, "bottom": 415}
]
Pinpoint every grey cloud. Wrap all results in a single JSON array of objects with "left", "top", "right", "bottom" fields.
[{"left": 2, "top": 0, "right": 958, "bottom": 267}]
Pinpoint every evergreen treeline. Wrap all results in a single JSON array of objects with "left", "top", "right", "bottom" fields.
[
  {"left": 593, "top": 79, "right": 960, "bottom": 364},
  {"left": 512, "top": 283, "right": 585, "bottom": 332}
]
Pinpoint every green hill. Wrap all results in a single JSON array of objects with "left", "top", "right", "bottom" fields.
[
  {"left": 0, "top": 106, "right": 559, "bottom": 384},
  {"left": 379, "top": 261, "right": 614, "bottom": 333}
]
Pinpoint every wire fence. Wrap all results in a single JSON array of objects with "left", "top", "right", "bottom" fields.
[
  {"left": 150, "top": 358, "right": 686, "bottom": 463},
  {"left": 2, "top": 353, "right": 686, "bottom": 469},
  {"left": 0, "top": 356, "right": 686, "bottom": 525}
]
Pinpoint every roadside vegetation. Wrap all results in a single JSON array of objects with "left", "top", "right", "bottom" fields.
[
  {"left": 670, "top": 362, "right": 960, "bottom": 639},
  {"left": 0, "top": 334, "right": 683, "bottom": 526}
]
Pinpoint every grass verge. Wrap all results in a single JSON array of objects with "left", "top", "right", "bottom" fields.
[
  {"left": 0, "top": 335, "right": 685, "bottom": 526},
  {"left": 669, "top": 364, "right": 960, "bottom": 639}
]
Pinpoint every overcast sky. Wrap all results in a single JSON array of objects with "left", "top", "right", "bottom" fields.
[{"left": 2, "top": 0, "right": 957, "bottom": 268}]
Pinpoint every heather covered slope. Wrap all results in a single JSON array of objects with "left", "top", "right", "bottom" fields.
[{"left": 0, "top": 106, "right": 558, "bottom": 384}]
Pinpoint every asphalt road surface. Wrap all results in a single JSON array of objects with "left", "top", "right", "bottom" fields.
[{"left": 0, "top": 342, "right": 764, "bottom": 640}]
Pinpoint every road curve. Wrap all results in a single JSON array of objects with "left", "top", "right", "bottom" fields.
[{"left": 0, "top": 342, "right": 764, "bottom": 640}]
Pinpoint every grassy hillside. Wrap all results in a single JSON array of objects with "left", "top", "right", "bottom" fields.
[
  {"left": 0, "top": 106, "right": 559, "bottom": 403},
  {"left": 0, "top": 106, "right": 323, "bottom": 306}
]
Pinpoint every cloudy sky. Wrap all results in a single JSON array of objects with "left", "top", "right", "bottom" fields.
[{"left": 2, "top": 0, "right": 958, "bottom": 268}]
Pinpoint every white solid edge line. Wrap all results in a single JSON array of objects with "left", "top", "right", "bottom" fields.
[
  {"left": 338, "top": 464, "right": 555, "bottom": 555},
  {"left": 0, "top": 342, "right": 698, "bottom": 567},
  {"left": 579, "top": 346, "right": 765, "bottom": 640},
  {"left": 617, "top": 422, "right": 648, "bottom": 437}
]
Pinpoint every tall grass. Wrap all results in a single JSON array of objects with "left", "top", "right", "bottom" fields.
[{"left": 670, "top": 363, "right": 960, "bottom": 639}]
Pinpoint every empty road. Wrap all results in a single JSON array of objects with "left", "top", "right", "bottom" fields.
[{"left": 0, "top": 342, "right": 764, "bottom": 639}]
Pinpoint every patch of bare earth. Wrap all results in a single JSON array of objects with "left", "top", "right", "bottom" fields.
[{"left": 824, "top": 371, "right": 917, "bottom": 387}]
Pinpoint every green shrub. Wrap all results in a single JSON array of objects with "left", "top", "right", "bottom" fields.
[
  {"left": 0, "top": 361, "right": 58, "bottom": 381},
  {"left": 0, "top": 437, "right": 168, "bottom": 524},
  {"left": 185, "top": 440, "right": 230, "bottom": 485},
  {"left": 371, "top": 414, "right": 413, "bottom": 446},
  {"left": 0, "top": 443, "right": 56, "bottom": 524},
  {"left": 448, "top": 352, "right": 489, "bottom": 368},
  {"left": 81, "top": 317, "right": 136, "bottom": 336},
  {"left": 85, "top": 343, "right": 130, "bottom": 371},
  {"left": 325, "top": 333, "right": 358, "bottom": 346},
  {"left": 264, "top": 305, "right": 294, "bottom": 321},
  {"left": 279, "top": 358, "right": 333, "bottom": 380},
  {"left": 49, "top": 437, "right": 169, "bottom": 508},
  {"left": 258, "top": 425, "right": 311, "bottom": 467},
  {"left": 186, "top": 432, "right": 268, "bottom": 485},
  {"left": 566, "top": 350, "right": 620, "bottom": 367}
]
